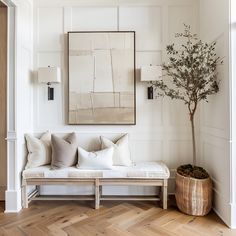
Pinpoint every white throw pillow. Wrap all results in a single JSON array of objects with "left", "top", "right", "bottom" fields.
[
  {"left": 77, "top": 147, "right": 114, "bottom": 170},
  {"left": 100, "top": 134, "right": 132, "bottom": 166},
  {"left": 25, "top": 131, "right": 52, "bottom": 169}
]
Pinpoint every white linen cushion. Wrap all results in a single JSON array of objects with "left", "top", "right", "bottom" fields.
[
  {"left": 100, "top": 134, "right": 132, "bottom": 166},
  {"left": 77, "top": 147, "right": 114, "bottom": 170},
  {"left": 25, "top": 131, "right": 51, "bottom": 169},
  {"left": 22, "top": 162, "right": 170, "bottom": 179}
]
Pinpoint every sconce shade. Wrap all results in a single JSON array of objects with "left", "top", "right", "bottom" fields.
[
  {"left": 141, "top": 65, "right": 162, "bottom": 81},
  {"left": 38, "top": 67, "right": 61, "bottom": 83}
]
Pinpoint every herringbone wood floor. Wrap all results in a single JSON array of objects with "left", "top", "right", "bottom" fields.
[{"left": 0, "top": 200, "right": 235, "bottom": 236}]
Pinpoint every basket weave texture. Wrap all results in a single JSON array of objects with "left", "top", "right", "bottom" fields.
[{"left": 175, "top": 172, "right": 212, "bottom": 216}]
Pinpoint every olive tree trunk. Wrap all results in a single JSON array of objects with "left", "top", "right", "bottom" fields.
[{"left": 190, "top": 114, "right": 196, "bottom": 166}]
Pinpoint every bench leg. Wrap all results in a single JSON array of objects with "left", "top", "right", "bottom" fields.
[
  {"left": 99, "top": 185, "right": 102, "bottom": 197},
  {"left": 95, "top": 179, "right": 100, "bottom": 209},
  {"left": 162, "top": 179, "right": 168, "bottom": 210},
  {"left": 22, "top": 184, "right": 28, "bottom": 208}
]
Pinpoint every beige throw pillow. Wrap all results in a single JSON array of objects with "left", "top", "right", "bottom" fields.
[
  {"left": 51, "top": 132, "right": 78, "bottom": 169},
  {"left": 100, "top": 134, "right": 132, "bottom": 166},
  {"left": 25, "top": 131, "right": 51, "bottom": 169}
]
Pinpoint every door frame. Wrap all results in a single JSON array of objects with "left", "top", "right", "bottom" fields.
[
  {"left": 0, "top": 0, "right": 16, "bottom": 208},
  {"left": 0, "top": 1, "right": 8, "bottom": 201}
]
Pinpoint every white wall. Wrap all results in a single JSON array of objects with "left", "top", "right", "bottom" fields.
[
  {"left": 230, "top": 0, "right": 236, "bottom": 229},
  {"left": 5, "top": 0, "right": 33, "bottom": 212},
  {"left": 33, "top": 0, "right": 199, "bottom": 195},
  {"left": 199, "top": 0, "right": 231, "bottom": 227}
]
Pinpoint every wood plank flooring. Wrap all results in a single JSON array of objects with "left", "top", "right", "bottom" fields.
[{"left": 0, "top": 200, "right": 235, "bottom": 236}]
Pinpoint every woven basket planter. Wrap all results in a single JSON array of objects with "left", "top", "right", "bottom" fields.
[{"left": 175, "top": 172, "right": 212, "bottom": 216}]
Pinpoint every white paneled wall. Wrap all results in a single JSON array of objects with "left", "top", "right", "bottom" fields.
[
  {"left": 199, "top": 0, "right": 230, "bottom": 227},
  {"left": 33, "top": 0, "right": 198, "bottom": 194}
]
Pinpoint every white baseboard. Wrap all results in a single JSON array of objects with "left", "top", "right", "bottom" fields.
[
  {"left": 212, "top": 189, "right": 231, "bottom": 228},
  {"left": 229, "top": 203, "right": 236, "bottom": 229},
  {"left": 5, "top": 189, "right": 22, "bottom": 213}
]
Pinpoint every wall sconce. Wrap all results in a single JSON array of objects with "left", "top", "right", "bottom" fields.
[
  {"left": 38, "top": 66, "right": 61, "bottom": 100},
  {"left": 140, "top": 65, "right": 162, "bottom": 99}
]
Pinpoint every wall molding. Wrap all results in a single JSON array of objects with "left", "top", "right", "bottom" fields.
[
  {"left": 34, "top": 0, "right": 198, "bottom": 8},
  {"left": 200, "top": 127, "right": 229, "bottom": 140},
  {"left": 5, "top": 131, "right": 17, "bottom": 141}
]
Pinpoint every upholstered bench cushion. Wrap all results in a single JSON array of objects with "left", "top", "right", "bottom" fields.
[{"left": 22, "top": 161, "right": 170, "bottom": 179}]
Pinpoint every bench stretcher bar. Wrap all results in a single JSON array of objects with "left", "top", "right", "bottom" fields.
[{"left": 22, "top": 178, "right": 168, "bottom": 210}]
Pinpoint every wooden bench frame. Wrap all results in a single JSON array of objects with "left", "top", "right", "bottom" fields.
[{"left": 22, "top": 178, "right": 168, "bottom": 209}]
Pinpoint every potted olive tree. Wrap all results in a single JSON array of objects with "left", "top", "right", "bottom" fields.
[{"left": 151, "top": 25, "right": 222, "bottom": 216}]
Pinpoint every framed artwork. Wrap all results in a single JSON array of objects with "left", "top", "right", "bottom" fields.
[{"left": 68, "top": 31, "right": 136, "bottom": 125}]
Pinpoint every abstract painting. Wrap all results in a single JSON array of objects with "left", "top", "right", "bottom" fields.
[{"left": 68, "top": 31, "right": 136, "bottom": 125}]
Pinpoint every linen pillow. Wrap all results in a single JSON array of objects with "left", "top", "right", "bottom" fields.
[
  {"left": 100, "top": 134, "right": 132, "bottom": 166},
  {"left": 25, "top": 131, "right": 51, "bottom": 169},
  {"left": 77, "top": 147, "right": 114, "bottom": 170},
  {"left": 51, "top": 132, "right": 78, "bottom": 169}
]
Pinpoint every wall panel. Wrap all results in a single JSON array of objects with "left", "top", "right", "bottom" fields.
[
  {"left": 37, "top": 7, "right": 63, "bottom": 50},
  {"left": 71, "top": 7, "right": 117, "bottom": 31},
  {"left": 168, "top": 140, "right": 192, "bottom": 169},
  {"left": 199, "top": 0, "right": 230, "bottom": 226},
  {"left": 119, "top": 6, "right": 162, "bottom": 50},
  {"left": 168, "top": 5, "right": 196, "bottom": 46}
]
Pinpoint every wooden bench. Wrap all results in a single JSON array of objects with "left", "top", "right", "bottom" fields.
[{"left": 22, "top": 162, "right": 169, "bottom": 209}]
